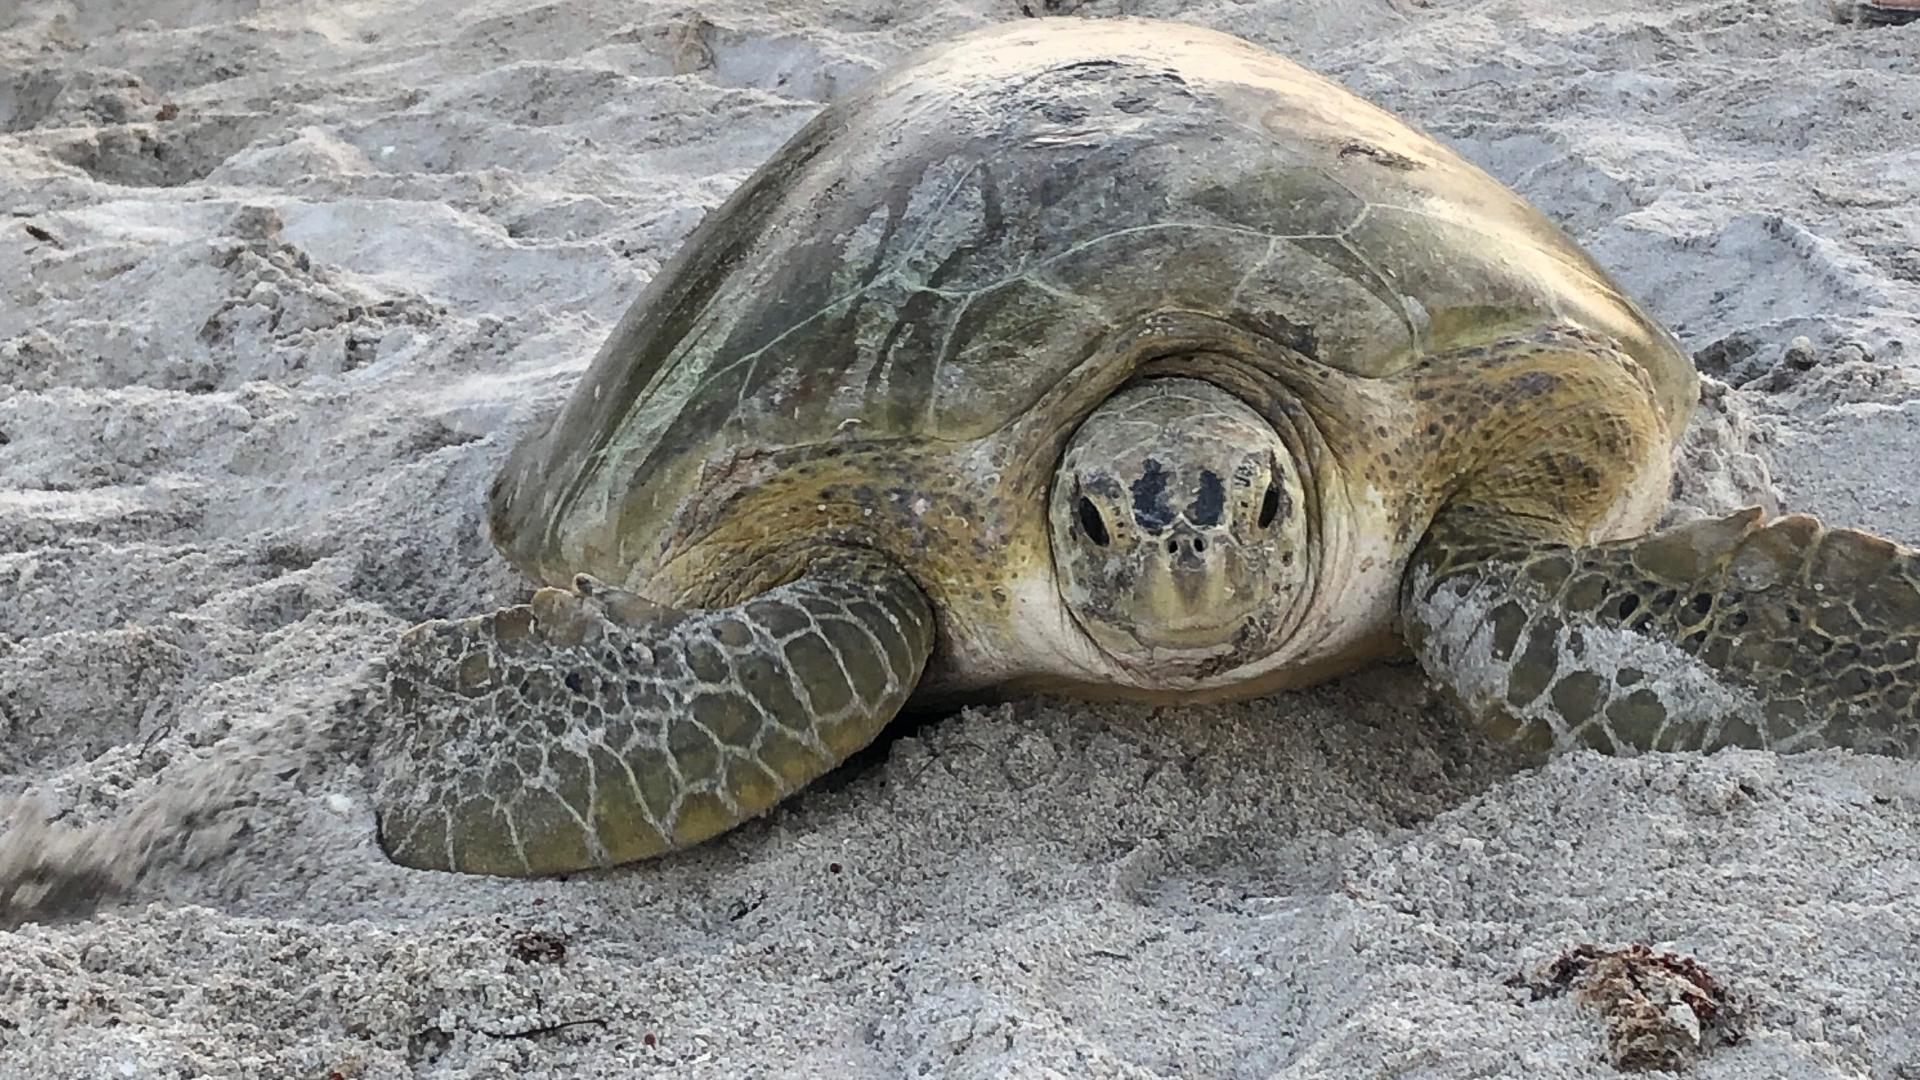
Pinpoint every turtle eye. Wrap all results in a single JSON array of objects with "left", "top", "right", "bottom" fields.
[
  {"left": 1076, "top": 497, "right": 1110, "bottom": 546},
  {"left": 1257, "top": 485, "right": 1282, "bottom": 529}
]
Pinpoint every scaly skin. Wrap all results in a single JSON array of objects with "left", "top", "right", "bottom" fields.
[
  {"left": 374, "top": 549, "right": 933, "bottom": 875},
  {"left": 1397, "top": 324, "right": 1676, "bottom": 540},
  {"left": 1394, "top": 325, "right": 1920, "bottom": 756},
  {"left": 1404, "top": 508, "right": 1920, "bottom": 756}
]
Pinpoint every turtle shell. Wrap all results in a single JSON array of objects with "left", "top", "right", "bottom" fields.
[{"left": 491, "top": 17, "right": 1694, "bottom": 586}]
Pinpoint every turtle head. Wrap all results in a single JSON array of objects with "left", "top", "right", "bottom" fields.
[{"left": 1050, "top": 378, "right": 1308, "bottom": 668}]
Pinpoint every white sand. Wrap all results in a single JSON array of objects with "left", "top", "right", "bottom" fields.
[{"left": 2, "top": 0, "right": 1918, "bottom": 1076}]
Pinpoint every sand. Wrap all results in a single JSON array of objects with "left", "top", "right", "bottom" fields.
[{"left": 1, "top": 0, "right": 1917, "bottom": 1076}]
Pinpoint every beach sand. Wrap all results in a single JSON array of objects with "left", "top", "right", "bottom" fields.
[{"left": 2, "top": 0, "right": 1918, "bottom": 1075}]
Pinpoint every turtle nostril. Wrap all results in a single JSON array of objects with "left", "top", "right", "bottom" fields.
[
  {"left": 1193, "top": 536, "right": 1206, "bottom": 552},
  {"left": 1166, "top": 539, "right": 1178, "bottom": 555}
]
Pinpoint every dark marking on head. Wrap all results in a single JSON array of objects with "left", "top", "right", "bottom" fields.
[
  {"left": 1131, "top": 459, "right": 1173, "bottom": 532},
  {"left": 1188, "top": 470, "right": 1225, "bottom": 527}
]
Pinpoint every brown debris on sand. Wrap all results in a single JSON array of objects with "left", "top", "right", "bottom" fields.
[{"left": 1510, "top": 943, "right": 1742, "bottom": 1071}]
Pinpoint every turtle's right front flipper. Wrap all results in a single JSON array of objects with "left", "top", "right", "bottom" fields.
[
  {"left": 373, "top": 550, "right": 934, "bottom": 876},
  {"left": 1401, "top": 507, "right": 1920, "bottom": 758}
]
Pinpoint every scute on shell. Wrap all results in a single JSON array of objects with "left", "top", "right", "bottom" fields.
[{"left": 488, "top": 18, "right": 1695, "bottom": 586}]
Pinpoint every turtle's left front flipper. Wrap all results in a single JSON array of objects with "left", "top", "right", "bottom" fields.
[{"left": 1399, "top": 507, "right": 1920, "bottom": 757}]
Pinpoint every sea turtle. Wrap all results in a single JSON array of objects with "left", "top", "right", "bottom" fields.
[{"left": 371, "top": 17, "right": 1920, "bottom": 876}]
